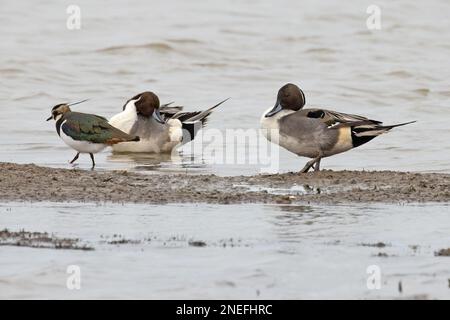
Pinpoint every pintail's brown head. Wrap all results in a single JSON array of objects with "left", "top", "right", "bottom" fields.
[
  {"left": 123, "top": 91, "right": 164, "bottom": 123},
  {"left": 265, "top": 83, "right": 306, "bottom": 117}
]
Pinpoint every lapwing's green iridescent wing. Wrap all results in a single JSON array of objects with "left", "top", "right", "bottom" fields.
[{"left": 62, "top": 112, "right": 137, "bottom": 144}]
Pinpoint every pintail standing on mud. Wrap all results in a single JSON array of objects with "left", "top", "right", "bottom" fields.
[
  {"left": 260, "top": 83, "right": 415, "bottom": 173},
  {"left": 47, "top": 100, "right": 140, "bottom": 168},
  {"left": 109, "top": 91, "right": 228, "bottom": 153}
]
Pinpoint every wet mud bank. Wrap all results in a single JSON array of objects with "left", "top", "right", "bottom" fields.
[{"left": 0, "top": 163, "right": 449, "bottom": 204}]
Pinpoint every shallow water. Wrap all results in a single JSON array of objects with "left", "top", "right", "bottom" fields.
[
  {"left": 0, "top": 202, "right": 449, "bottom": 299},
  {"left": 0, "top": 0, "right": 449, "bottom": 174}
]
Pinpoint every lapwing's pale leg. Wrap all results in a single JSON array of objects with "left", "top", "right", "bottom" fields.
[
  {"left": 89, "top": 153, "right": 95, "bottom": 169},
  {"left": 69, "top": 152, "right": 80, "bottom": 164}
]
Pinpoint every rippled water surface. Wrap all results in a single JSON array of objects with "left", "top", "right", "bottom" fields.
[
  {"left": 1, "top": 202, "right": 449, "bottom": 299},
  {"left": 1, "top": 0, "right": 449, "bottom": 174}
]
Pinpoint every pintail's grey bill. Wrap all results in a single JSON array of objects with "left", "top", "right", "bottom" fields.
[
  {"left": 265, "top": 99, "right": 282, "bottom": 117},
  {"left": 153, "top": 109, "right": 165, "bottom": 124}
]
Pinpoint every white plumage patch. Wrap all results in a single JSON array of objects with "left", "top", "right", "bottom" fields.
[
  {"left": 109, "top": 99, "right": 139, "bottom": 133},
  {"left": 167, "top": 119, "right": 183, "bottom": 144},
  {"left": 260, "top": 107, "right": 294, "bottom": 143}
]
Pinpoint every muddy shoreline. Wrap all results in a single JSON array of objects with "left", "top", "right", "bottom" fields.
[{"left": 0, "top": 162, "right": 449, "bottom": 204}]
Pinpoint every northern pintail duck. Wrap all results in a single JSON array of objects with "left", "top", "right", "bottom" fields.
[
  {"left": 47, "top": 100, "right": 140, "bottom": 168},
  {"left": 260, "top": 83, "right": 415, "bottom": 173},
  {"left": 109, "top": 91, "right": 228, "bottom": 153}
]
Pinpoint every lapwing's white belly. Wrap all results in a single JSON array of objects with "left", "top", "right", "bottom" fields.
[{"left": 60, "top": 130, "right": 107, "bottom": 154}]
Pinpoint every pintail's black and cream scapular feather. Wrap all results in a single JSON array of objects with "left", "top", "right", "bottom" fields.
[
  {"left": 109, "top": 91, "right": 228, "bottom": 153},
  {"left": 261, "top": 83, "right": 415, "bottom": 173},
  {"left": 47, "top": 100, "right": 140, "bottom": 168}
]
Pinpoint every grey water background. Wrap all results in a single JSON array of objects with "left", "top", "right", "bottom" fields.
[
  {"left": 1, "top": 0, "right": 450, "bottom": 299},
  {"left": 0, "top": 0, "right": 449, "bottom": 174}
]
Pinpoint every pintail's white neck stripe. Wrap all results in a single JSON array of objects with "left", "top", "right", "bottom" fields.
[
  {"left": 300, "top": 89, "right": 305, "bottom": 106},
  {"left": 124, "top": 96, "right": 141, "bottom": 112}
]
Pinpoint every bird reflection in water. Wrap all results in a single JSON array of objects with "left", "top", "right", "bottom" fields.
[{"left": 107, "top": 150, "right": 207, "bottom": 173}]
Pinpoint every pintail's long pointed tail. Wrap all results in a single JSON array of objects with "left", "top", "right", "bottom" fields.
[
  {"left": 184, "top": 97, "right": 230, "bottom": 124},
  {"left": 353, "top": 120, "right": 416, "bottom": 137},
  {"left": 179, "top": 98, "right": 230, "bottom": 144},
  {"left": 351, "top": 120, "right": 416, "bottom": 147},
  {"left": 382, "top": 120, "right": 417, "bottom": 130}
]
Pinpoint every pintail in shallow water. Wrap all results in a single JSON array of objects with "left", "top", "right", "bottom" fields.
[
  {"left": 260, "top": 83, "right": 415, "bottom": 173},
  {"left": 109, "top": 91, "right": 228, "bottom": 153},
  {"left": 47, "top": 100, "right": 140, "bottom": 168}
]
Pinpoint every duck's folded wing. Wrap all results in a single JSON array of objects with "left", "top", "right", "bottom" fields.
[
  {"left": 302, "top": 108, "right": 382, "bottom": 126},
  {"left": 170, "top": 98, "right": 229, "bottom": 125},
  {"left": 159, "top": 102, "right": 184, "bottom": 119},
  {"left": 159, "top": 103, "right": 205, "bottom": 122},
  {"left": 63, "top": 114, "right": 138, "bottom": 144}
]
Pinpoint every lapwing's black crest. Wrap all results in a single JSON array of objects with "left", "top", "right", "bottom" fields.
[{"left": 52, "top": 104, "right": 66, "bottom": 111}]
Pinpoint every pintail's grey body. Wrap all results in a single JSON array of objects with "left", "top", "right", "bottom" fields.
[
  {"left": 109, "top": 92, "right": 227, "bottom": 153},
  {"left": 261, "top": 83, "right": 415, "bottom": 173}
]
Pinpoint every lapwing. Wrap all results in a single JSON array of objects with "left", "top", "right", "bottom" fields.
[
  {"left": 109, "top": 91, "right": 228, "bottom": 153},
  {"left": 47, "top": 100, "right": 140, "bottom": 168},
  {"left": 260, "top": 83, "right": 415, "bottom": 173}
]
